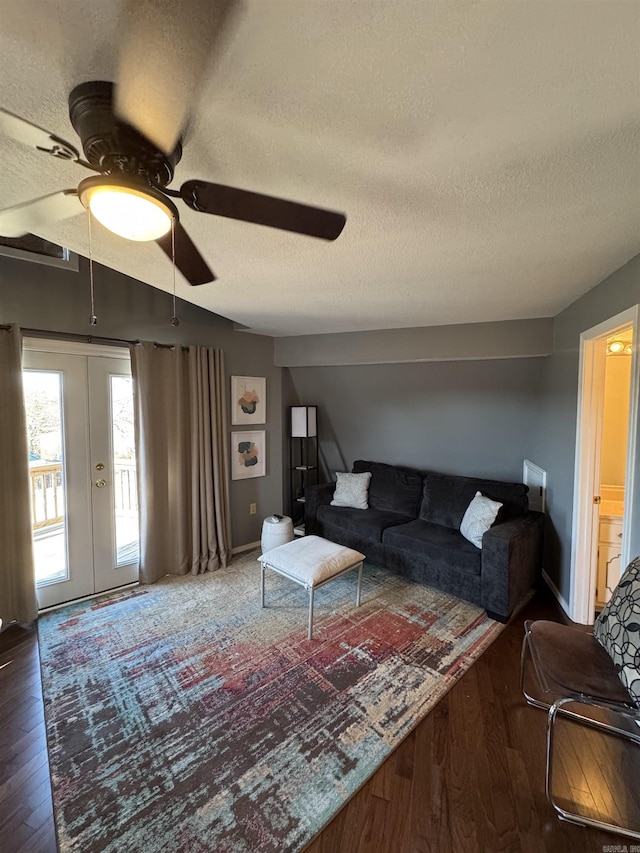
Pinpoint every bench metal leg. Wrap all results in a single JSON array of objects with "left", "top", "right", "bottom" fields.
[
  {"left": 308, "top": 587, "right": 315, "bottom": 640},
  {"left": 261, "top": 557, "right": 364, "bottom": 641}
]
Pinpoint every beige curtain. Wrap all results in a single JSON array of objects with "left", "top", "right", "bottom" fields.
[
  {"left": 0, "top": 324, "right": 37, "bottom": 628},
  {"left": 131, "top": 341, "right": 232, "bottom": 584}
]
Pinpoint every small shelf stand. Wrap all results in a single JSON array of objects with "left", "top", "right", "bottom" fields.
[{"left": 290, "top": 405, "right": 318, "bottom": 533}]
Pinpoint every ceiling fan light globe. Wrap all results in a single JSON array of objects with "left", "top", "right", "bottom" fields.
[
  {"left": 87, "top": 186, "right": 173, "bottom": 241},
  {"left": 78, "top": 177, "right": 178, "bottom": 242}
]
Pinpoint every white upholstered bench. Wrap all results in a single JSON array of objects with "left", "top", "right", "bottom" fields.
[{"left": 257, "top": 535, "right": 366, "bottom": 639}]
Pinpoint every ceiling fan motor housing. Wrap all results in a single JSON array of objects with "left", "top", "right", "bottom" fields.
[{"left": 68, "top": 81, "right": 182, "bottom": 188}]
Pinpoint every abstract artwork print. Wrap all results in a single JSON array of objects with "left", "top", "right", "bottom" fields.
[
  {"left": 231, "top": 430, "right": 266, "bottom": 479},
  {"left": 231, "top": 376, "right": 266, "bottom": 425}
]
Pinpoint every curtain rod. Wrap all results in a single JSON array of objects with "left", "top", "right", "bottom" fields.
[
  {"left": 20, "top": 327, "right": 135, "bottom": 346},
  {"left": 0, "top": 325, "right": 177, "bottom": 349}
]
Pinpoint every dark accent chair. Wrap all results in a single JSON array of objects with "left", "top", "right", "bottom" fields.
[
  {"left": 521, "top": 559, "right": 640, "bottom": 839},
  {"left": 305, "top": 460, "right": 544, "bottom": 621}
]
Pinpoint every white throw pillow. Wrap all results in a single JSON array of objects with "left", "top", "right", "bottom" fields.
[
  {"left": 460, "top": 491, "right": 503, "bottom": 549},
  {"left": 330, "top": 471, "right": 372, "bottom": 510}
]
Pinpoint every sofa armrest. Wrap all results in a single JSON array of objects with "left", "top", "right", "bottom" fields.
[
  {"left": 304, "top": 482, "right": 335, "bottom": 535},
  {"left": 481, "top": 510, "right": 544, "bottom": 621}
]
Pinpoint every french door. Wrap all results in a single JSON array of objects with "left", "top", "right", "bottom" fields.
[{"left": 22, "top": 341, "right": 139, "bottom": 609}]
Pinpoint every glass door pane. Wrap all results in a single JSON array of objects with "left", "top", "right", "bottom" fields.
[
  {"left": 111, "top": 374, "right": 139, "bottom": 565},
  {"left": 89, "top": 355, "right": 139, "bottom": 593},
  {"left": 23, "top": 370, "right": 68, "bottom": 584}
]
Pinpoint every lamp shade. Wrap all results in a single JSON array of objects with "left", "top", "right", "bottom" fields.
[{"left": 291, "top": 405, "right": 317, "bottom": 437}]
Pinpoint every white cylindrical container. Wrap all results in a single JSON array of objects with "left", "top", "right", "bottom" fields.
[{"left": 261, "top": 515, "right": 294, "bottom": 554}]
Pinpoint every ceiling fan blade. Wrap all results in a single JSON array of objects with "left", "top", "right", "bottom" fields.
[
  {"left": 0, "top": 191, "right": 83, "bottom": 238},
  {"left": 180, "top": 181, "right": 347, "bottom": 241},
  {"left": 115, "top": 0, "right": 237, "bottom": 155},
  {"left": 0, "top": 108, "right": 80, "bottom": 162},
  {"left": 156, "top": 222, "right": 215, "bottom": 286}
]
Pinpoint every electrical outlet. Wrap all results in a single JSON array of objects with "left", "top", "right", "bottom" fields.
[{"left": 249, "top": 502, "right": 257, "bottom": 515}]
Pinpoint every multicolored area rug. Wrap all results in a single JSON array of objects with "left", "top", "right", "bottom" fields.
[{"left": 39, "top": 550, "right": 504, "bottom": 853}]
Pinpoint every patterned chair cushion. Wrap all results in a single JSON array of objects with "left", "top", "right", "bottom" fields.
[{"left": 593, "top": 555, "right": 640, "bottom": 706}]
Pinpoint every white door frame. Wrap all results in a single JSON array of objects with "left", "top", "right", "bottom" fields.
[
  {"left": 22, "top": 349, "right": 95, "bottom": 607},
  {"left": 569, "top": 305, "right": 639, "bottom": 624},
  {"left": 23, "top": 338, "right": 137, "bottom": 608}
]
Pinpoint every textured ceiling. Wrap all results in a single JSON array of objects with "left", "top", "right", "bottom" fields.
[{"left": 0, "top": 0, "right": 639, "bottom": 337}]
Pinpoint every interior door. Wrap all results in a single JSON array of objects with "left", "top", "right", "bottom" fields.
[{"left": 23, "top": 343, "right": 139, "bottom": 609}]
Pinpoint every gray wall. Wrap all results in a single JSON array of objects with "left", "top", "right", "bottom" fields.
[
  {"left": 530, "top": 253, "right": 640, "bottom": 600},
  {"left": 0, "top": 254, "right": 283, "bottom": 548},
  {"left": 276, "top": 318, "right": 553, "bottom": 367},
  {"left": 284, "top": 252, "right": 640, "bottom": 609},
  {"left": 285, "top": 358, "right": 545, "bottom": 484},
  {"left": 4, "top": 245, "right": 638, "bottom": 598}
]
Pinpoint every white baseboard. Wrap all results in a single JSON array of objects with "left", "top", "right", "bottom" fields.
[
  {"left": 542, "top": 569, "right": 571, "bottom": 619},
  {"left": 232, "top": 540, "right": 261, "bottom": 555}
]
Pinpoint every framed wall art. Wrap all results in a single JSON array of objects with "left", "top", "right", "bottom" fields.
[
  {"left": 231, "top": 430, "right": 266, "bottom": 480},
  {"left": 231, "top": 376, "right": 266, "bottom": 425}
]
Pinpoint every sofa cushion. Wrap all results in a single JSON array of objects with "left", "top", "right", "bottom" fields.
[
  {"left": 317, "top": 504, "right": 415, "bottom": 543},
  {"left": 352, "top": 459, "right": 423, "bottom": 517},
  {"left": 383, "top": 519, "right": 482, "bottom": 576},
  {"left": 419, "top": 472, "right": 528, "bottom": 529}
]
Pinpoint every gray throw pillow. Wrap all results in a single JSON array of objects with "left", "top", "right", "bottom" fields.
[
  {"left": 331, "top": 471, "right": 372, "bottom": 510},
  {"left": 593, "top": 555, "right": 640, "bottom": 705}
]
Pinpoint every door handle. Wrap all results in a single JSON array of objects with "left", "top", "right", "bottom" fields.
[{"left": 95, "top": 479, "right": 106, "bottom": 488}]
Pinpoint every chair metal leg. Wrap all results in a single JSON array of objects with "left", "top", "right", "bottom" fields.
[
  {"left": 520, "top": 630, "right": 552, "bottom": 711},
  {"left": 356, "top": 562, "right": 363, "bottom": 607},
  {"left": 260, "top": 563, "right": 265, "bottom": 608},
  {"left": 545, "top": 695, "right": 640, "bottom": 840}
]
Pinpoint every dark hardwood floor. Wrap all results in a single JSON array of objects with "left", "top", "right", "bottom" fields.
[
  {"left": 1, "top": 587, "right": 637, "bottom": 853},
  {"left": 0, "top": 623, "right": 56, "bottom": 853}
]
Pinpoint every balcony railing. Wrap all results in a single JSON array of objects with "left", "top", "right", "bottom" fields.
[
  {"left": 30, "top": 463, "right": 63, "bottom": 530},
  {"left": 29, "top": 460, "right": 138, "bottom": 531},
  {"left": 115, "top": 461, "right": 138, "bottom": 513}
]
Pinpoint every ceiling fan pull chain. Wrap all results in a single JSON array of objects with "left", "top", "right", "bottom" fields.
[
  {"left": 170, "top": 217, "right": 180, "bottom": 327},
  {"left": 87, "top": 209, "right": 98, "bottom": 326}
]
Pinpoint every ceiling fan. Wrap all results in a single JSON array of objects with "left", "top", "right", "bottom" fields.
[{"left": 0, "top": 1, "right": 346, "bottom": 286}]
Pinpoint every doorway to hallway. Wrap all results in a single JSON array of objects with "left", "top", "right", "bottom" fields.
[{"left": 570, "top": 305, "right": 639, "bottom": 624}]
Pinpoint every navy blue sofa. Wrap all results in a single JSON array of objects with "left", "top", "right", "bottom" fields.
[{"left": 304, "top": 460, "right": 544, "bottom": 622}]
